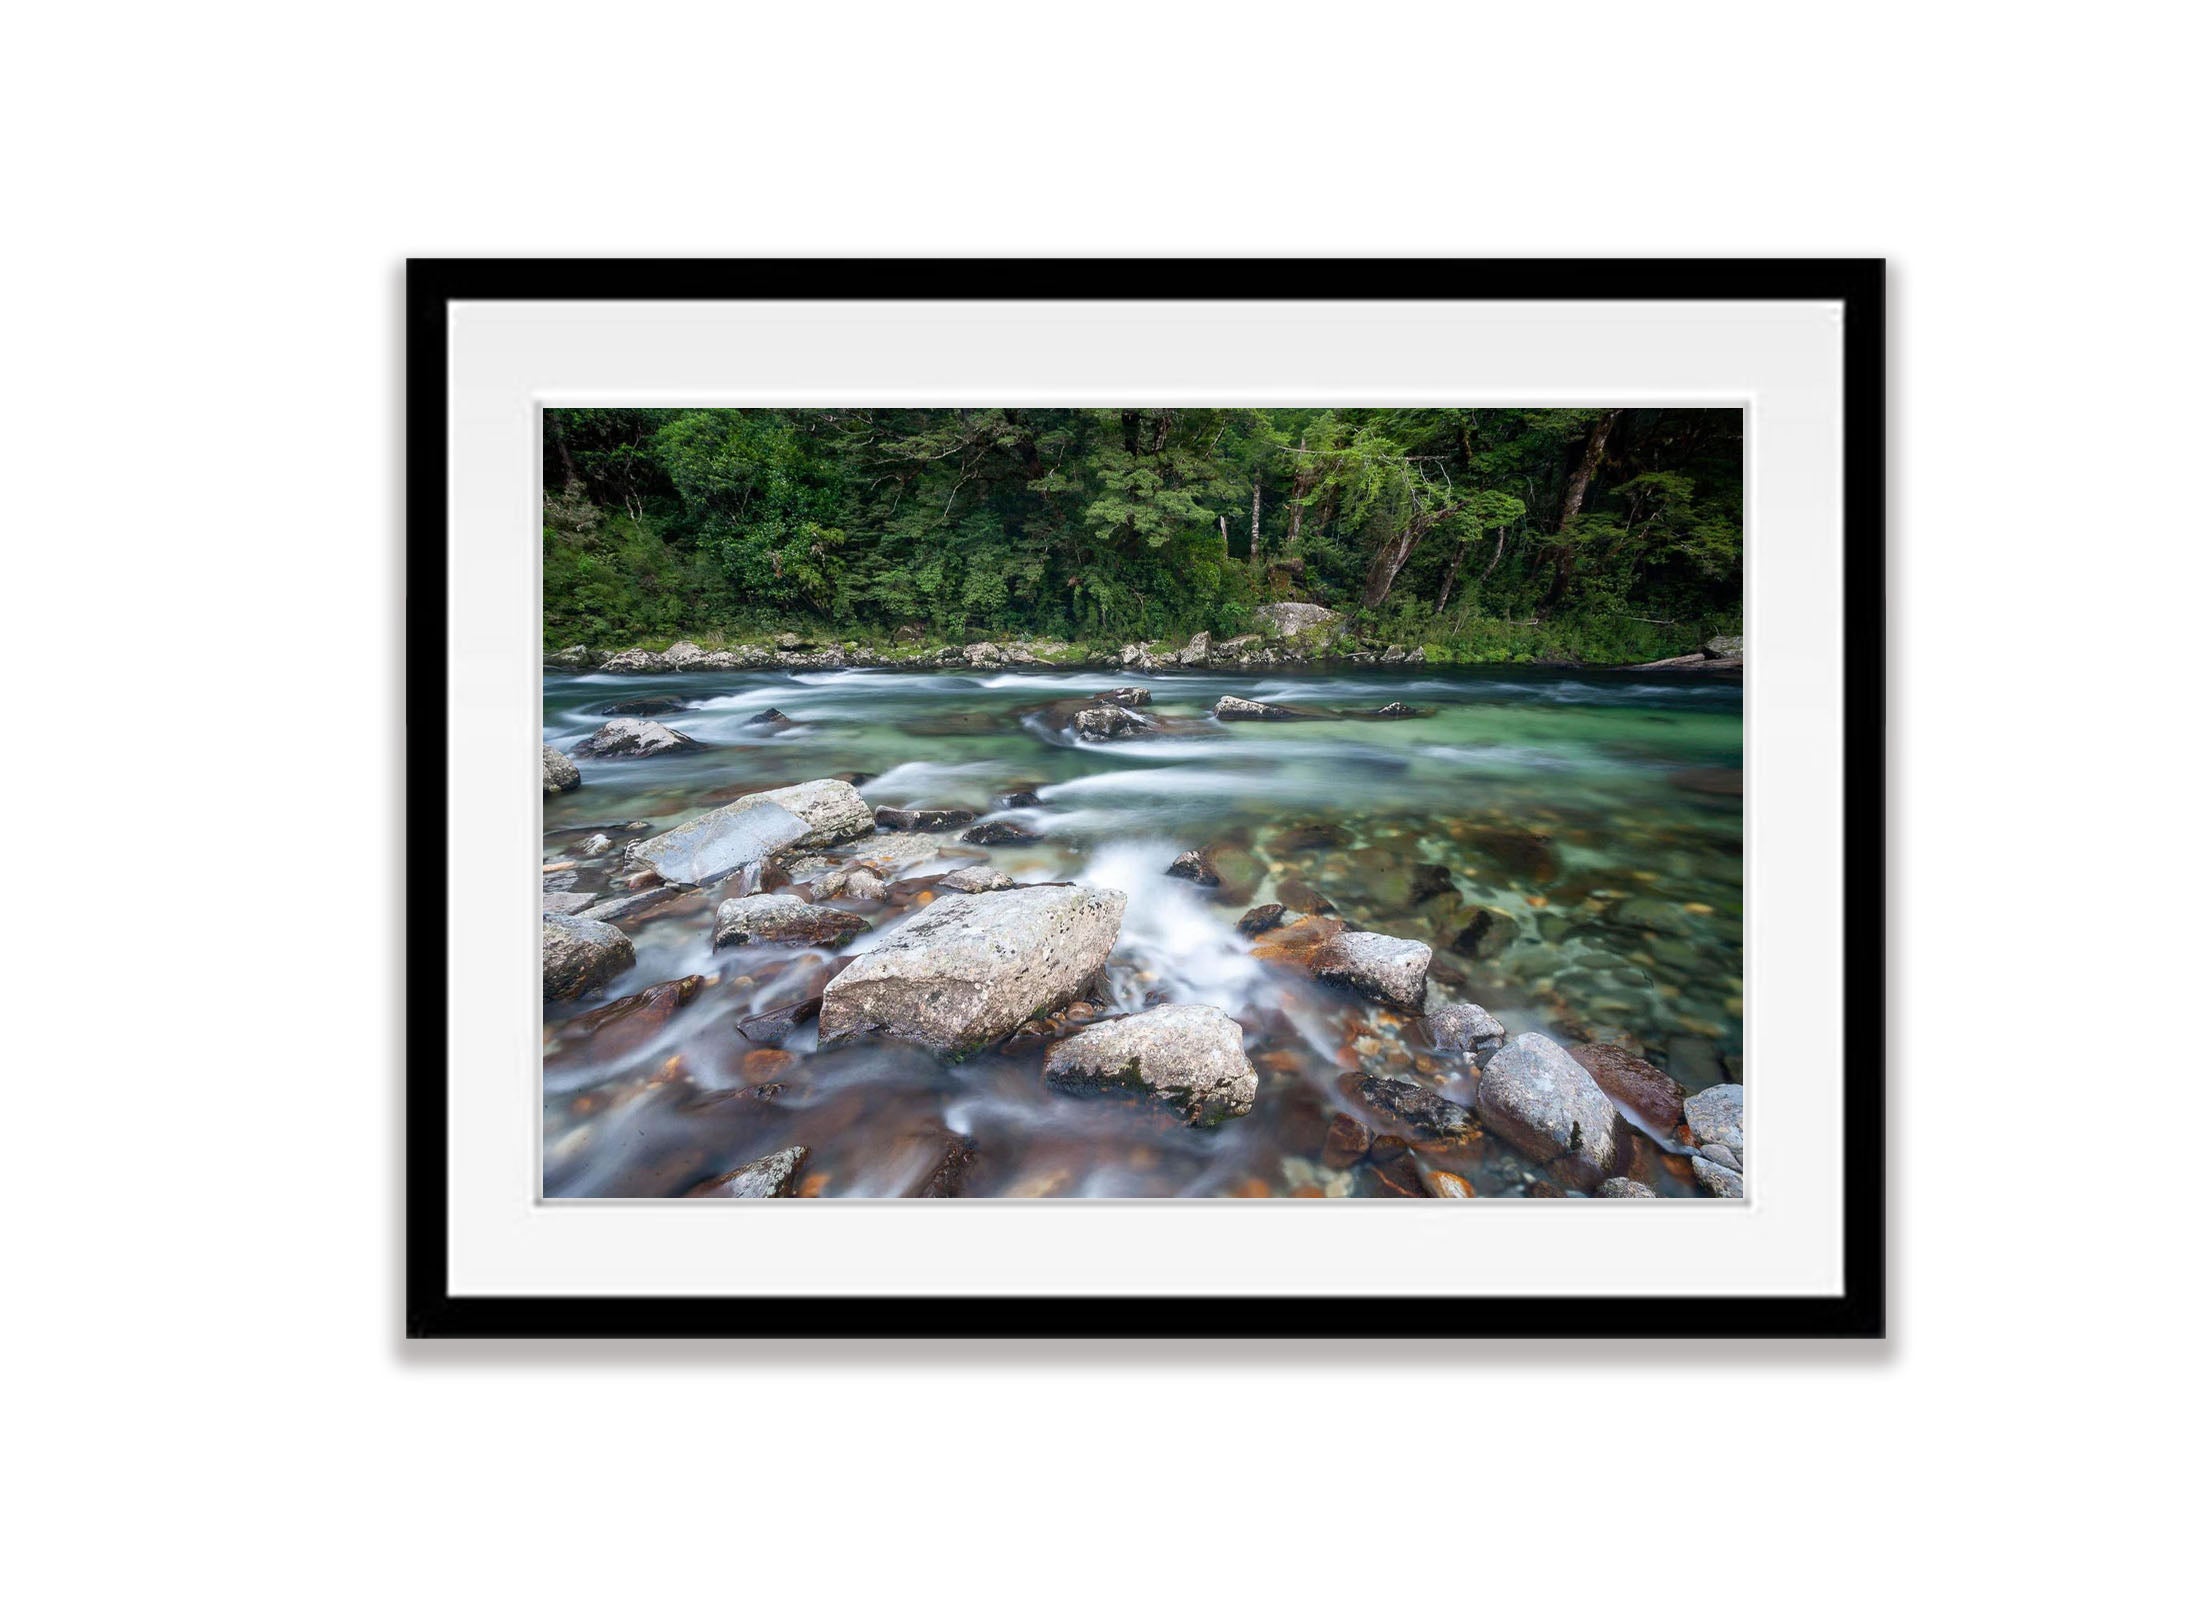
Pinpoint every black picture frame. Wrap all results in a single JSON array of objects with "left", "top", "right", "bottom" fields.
[{"left": 406, "top": 258, "right": 1886, "bottom": 1340}]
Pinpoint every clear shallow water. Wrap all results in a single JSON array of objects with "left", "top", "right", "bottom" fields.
[{"left": 542, "top": 665, "right": 1742, "bottom": 1199}]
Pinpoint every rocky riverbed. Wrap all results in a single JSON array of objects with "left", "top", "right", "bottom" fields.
[{"left": 541, "top": 660, "right": 1744, "bottom": 1199}]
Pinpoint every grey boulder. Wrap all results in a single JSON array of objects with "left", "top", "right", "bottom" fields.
[
  {"left": 1684, "top": 1082, "right": 1745, "bottom": 1167},
  {"left": 1692, "top": 1155, "right": 1746, "bottom": 1198},
  {"left": 1310, "top": 931, "right": 1432, "bottom": 1011},
  {"left": 1596, "top": 1178, "right": 1660, "bottom": 1199},
  {"left": 1254, "top": 602, "right": 1339, "bottom": 639},
  {"left": 817, "top": 884, "right": 1126, "bottom": 1054},
  {"left": 711, "top": 893, "right": 869, "bottom": 949},
  {"left": 1426, "top": 1001, "right": 1505, "bottom": 1054},
  {"left": 1071, "top": 703, "right": 1146, "bottom": 741},
  {"left": 542, "top": 743, "right": 580, "bottom": 794},
  {"left": 1476, "top": 1032, "right": 1620, "bottom": 1178},
  {"left": 1215, "top": 694, "right": 1295, "bottom": 721},
  {"left": 1043, "top": 1003, "right": 1256, "bottom": 1126},
  {"left": 627, "top": 779, "right": 874, "bottom": 887},
  {"left": 937, "top": 865, "right": 1015, "bottom": 894},
  {"left": 570, "top": 718, "right": 700, "bottom": 758},
  {"left": 543, "top": 912, "right": 636, "bottom": 1000}
]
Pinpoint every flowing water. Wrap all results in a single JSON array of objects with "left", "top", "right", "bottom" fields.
[{"left": 542, "top": 665, "right": 1743, "bottom": 1199}]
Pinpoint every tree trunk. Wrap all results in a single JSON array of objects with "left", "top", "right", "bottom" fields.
[
  {"left": 1558, "top": 409, "right": 1621, "bottom": 534},
  {"left": 1248, "top": 481, "right": 1262, "bottom": 564},
  {"left": 1480, "top": 521, "right": 1509, "bottom": 580},
  {"left": 1436, "top": 543, "right": 1467, "bottom": 612},
  {"left": 1217, "top": 513, "right": 1228, "bottom": 552}
]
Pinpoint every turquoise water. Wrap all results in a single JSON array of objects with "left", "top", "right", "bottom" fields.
[{"left": 542, "top": 665, "right": 1742, "bottom": 1199}]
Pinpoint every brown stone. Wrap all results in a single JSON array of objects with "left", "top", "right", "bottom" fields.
[
  {"left": 1425, "top": 1170, "right": 1476, "bottom": 1198},
  {"left": 1570, "top": 1042, "right": 1687, "bottom": 1135},
  {"left": 1321, "top": 1113, "right": 1374, "bottom": 1168}
]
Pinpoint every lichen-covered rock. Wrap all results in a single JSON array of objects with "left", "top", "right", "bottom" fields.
[
  {"left": 1254, "top": 602, "right": 1340, "bottom": 638},
  {"left": 711, "top": 893, "right": 869, "bottom": 949},
  {"left": 1215, "top": 694, "right": 1295, "bottom": 721},
  {"left": 542, "top": 743, "right": 580, "bottom": 795},
  {"left": 1178, "top": 630, "right": 1212, "bottom": 667},
  {"left": 1310, "top": 931, "right": 1431, "bottom": 1011},
  {"left": 627, "top": 779, "right": 874, "bottom": 887},
  {"left": 818, "top": 884, "right": 1126, "bottom": 1054},
  {"left": 542, "top": 890, "right": 597, "bottom": 916},
  {"left": 1337, "top": 1071, "right": 1474, "bottom": 1139},
  {"left": 874, "top": 805, "right": 978, "bottom": 832},
  {"left": 687, "top": 1146, "right": 808, "bottom": 1198},
  {"left": 1596, "top": 1178, "right": 1660, "bottom": 1199},
  {"left": 599, "top": 649, "right": 669, "bottom": 673},
  {"left": 1477, "top": 1032, "right": 1619, "bottom": 1177},
  {"left": 661, "top": 640, "right": 705, "bottom": 668},
  {"left": 1572, "top": 1042, "right": 1688, "bottom": 1136},
  {"left": 570, "top": 718, "right": 701, "bottom": 758},
  {"left": 1096, "top": 686, "right": 1151, "bottom": 707},
  {"left": 1684, "top": 1082, "right": 1745, "bottom": 1166},
  {"left": 937, "top": 866, "right": 1015, "bottom": 894},
  {"left": 1692, "top": 1155, "right": 1745, "bottom": 1198},
  {"left": 1042, "top": 1003, "right": 1256, "bottom": 1126},
  {"left": 1704, "top": 634, "right": 1744, "bottom": 660},
  {"left": 1426, "top": 1002, "right": 1505, "bottom": 1054},
  {"left": 1071, "top": 703, "right": 1146, "bottom": 741},
  {"left": 547, "top": 645, "right": 591, "bottom": 669},
  {"left": 543, "top": 912, "right": 636, "bottom": 1000}
]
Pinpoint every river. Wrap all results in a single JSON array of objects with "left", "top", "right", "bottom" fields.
[{"left": 542, "top": 664, "right": 1742, "bottom": 1199}]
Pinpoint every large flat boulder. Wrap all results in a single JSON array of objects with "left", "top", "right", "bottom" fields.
[
  {"left": 627, "top": 779, "right": 873, "bottom": 887},
  {"left": 1215, "top": 694, "right": 1295, "bottom": 721},
  {"left": 817, "top": 884, "right": 1126, "bottom": 1054},
  {"left": 543, "top": 912, "right": 635, "bottom": 1000},
  {"left": 1042, "top": 1003, "right": 1256, "bottom": 1126},
  {"left": 1310, "top": 931, "right": 1431, "bottom": 1011},
  {"left": 1478, "top": 1032, "right": 1619, "bottom": 1178},
  {"left": 1255, "top": 602, "right": 1339, "bottom": 639}
]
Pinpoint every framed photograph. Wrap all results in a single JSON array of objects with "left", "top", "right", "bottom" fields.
[{"left": 407, "top": 259, "right": 1884, "bottom": 1338}]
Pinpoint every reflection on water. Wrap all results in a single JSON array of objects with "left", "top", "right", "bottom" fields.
[{"left": 542, "top": 665, "right": 1742, "bottom": 1199}]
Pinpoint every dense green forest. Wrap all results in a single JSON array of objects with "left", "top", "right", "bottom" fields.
[{"left": 544, "top": 407, "right": 1741, "bottom": 663}]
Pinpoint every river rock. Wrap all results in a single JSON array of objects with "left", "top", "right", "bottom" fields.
[
  {"left": 687, "top": 1146, "right": 808, "bottom": 1198},
  {"left": 1178, "top": 630, "right": 1212, "bottom": 667},
  {"left": 1321, "top": 1113, "right": 1373, "bottom": 1167},
  {"left": 662, "top": 640, "right": 705, "bottom": 668},
  {"left": 542, "top": 890, "right": 597, "bottom": 916},
  {"left": 1096, "top": 686, "right": 1151, "bottom": 707},
  {"left": 628, "top": 779, "right": 874, "bottom": 886},
  {"left": 1692, "top": 1155, "right": 1745, "bottom": 1198},
  {"left": 1572, "top": 1043, "right": 1687, "bottom": 1135},
  {"left": 1365, "top": 1135, "right": 1429, "bottom": 1197},
  {"left": 547, "top": 645, "right": 591, "bottom": 668},
  {"left": 874, "top": 805, "right": 978, "bottom": 832},
  {"left": 999, "top": 788, "right": 1044, "bottom": 808},
  {"left": 542, "top": 744, "right": 581, "bottom": 794},
  {"left": 1255, "top": 602, "right": 1339, "bottom": 639},
  {"left": 1371, "top": 701, "right": 1417, "bottom": 718},
  {"left": 596, "top": 695, "right": 687, "bottom": 717},
  {"left": 1166, "top": 848, "right": 1222, "bottom": 888},
  {"left": 711, "top": 893, "right": 869, "bottom": 949},
  {"left": 1426, "top": 1002, "right": 1505, "bottom": 1054},
  {"left": 1215, "top": 694, "right": 1294, "bottom": 721},
  {"left": 1310, "top": 931, "right": 1431, "bottom": 1010},
  {"left": 1337, "top": 1071, "right": 1474, "bottom": 1139},
  {"left": 600, "top": 649, "right": 668, "bottom": 673},
  {"left": 1042, "top": 1003, "right": 1256, "bottom": 1126},
  {"left": 817, "top": 883, "right": 1127, "bottom": 1054},
  {"left": 1449, "top": 903, "right": 1520, "bottom": 959},
  {"left": 1596, "top": 1178, "right": 1659, "bottom": 1199},
  {"left": 543, "top": 912, "right": 636, "bottom": 1000},
  {"left": 1477, "top": 1032, "right": 1619, "bottom": 1177},
  {"left": 1071, "top": 703, "right": 1146, "bottom": 741},
  {"left": 1236, "top": 903, "right": 1289, "bottom": 936},
  {"left": 745, "top": 708, "right": 793, "bottom": 728},
  {"left": 937, "top": 865, "right": 1015, "bottom": 894},
  {"left": 1684, "top": 1083, "right": 1745, "bottom": 1165},
  {"left": 1119, "top": 641, "right": 1158, "bottom": 672},
  {"left": 1704, "top": 634, "right": 1744, "bottom": 660},
  {"left": 963, "top": 819, "right": 1039, "bottom": 845},
  {"left": 570, "top": 718, "right": 700, "bottom": 758}
]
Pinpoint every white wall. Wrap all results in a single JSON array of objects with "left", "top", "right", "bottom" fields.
[{"left": 6, "top": 4, "right": 2186, "bottom": 1595}]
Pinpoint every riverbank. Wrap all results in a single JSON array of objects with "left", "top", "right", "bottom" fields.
[{"left": 547, "top": 604, "right": 1742, "bottom": 677}]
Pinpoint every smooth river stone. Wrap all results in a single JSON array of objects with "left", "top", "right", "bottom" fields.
[
  {"left": 626, "top": 778, "right": 874, "bottom": 887},
  {"left": 542, "top": 912, "right": 635, "bottom": 1001},
  {"left": 1477, "top": 1032, "right": 1619, "bottom": 1179}
]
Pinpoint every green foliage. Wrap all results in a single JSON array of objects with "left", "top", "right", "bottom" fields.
[{"left": 541, "top": 406, "right": 1742, "bottom": 657}]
